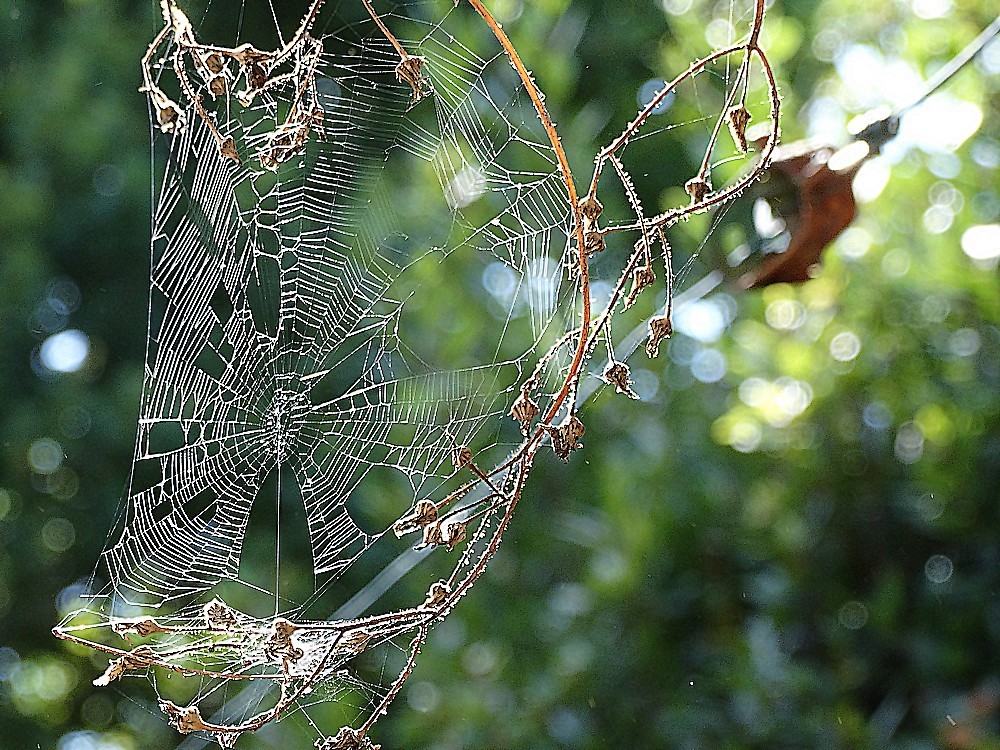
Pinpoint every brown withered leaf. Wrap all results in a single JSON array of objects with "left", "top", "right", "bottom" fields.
[{"left": 740, "top": 142, "right": 858, "bottom": 289}]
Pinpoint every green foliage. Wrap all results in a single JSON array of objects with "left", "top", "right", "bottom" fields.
[{"left": 1, "top": 1, "right": 997, "bottom": 748}]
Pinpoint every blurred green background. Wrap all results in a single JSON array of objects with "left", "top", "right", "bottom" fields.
[{"left": 1, "top": 0, "right": 998, "bottom": 748}]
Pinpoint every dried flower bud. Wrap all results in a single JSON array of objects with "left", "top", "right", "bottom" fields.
[
  {"left": 209, "top": 76, "right": 227, "bottom": 98},
  {"left": 645, "top": 315, "right": 673, "bottom": 358},
  {"left": 602, "top": 361, "right": 639, "bottom": 399},
  {"left": 579, "top": 195, "right": 603, "bottom": 221},
  {"left": 160, "top": 700, "right": 212, "bottom": 735},
  {"left": 727, "top": 105, "right": 751, "bottom": 153},
  {"left": 542, "top": 413, "right": 585, "bottom": 461},
  {"left": 625, "top": 265, "right": 655, "bottom": 309},
  {"left": 395, "top": 56, "right": 429, "bottom": 103},
  {"left": 452, "top": 445, "right": 473, "bottom": 470},
  {"left": 156, "top": 100, "right": 182, "bottom": 132},
  {"left": 583, "top": 230, "right": 605, "bottom": 254},
  {"left": 393, "top": 499, "right": 438, "bottom": 537},
  {"left": 423, "top": 580, "right": 452, "bottom": 608},
  {"left": 684, "top": 177, "right": 710, "bottom": 205},
  {"left": 111, "top": 618, "right": 169, "bottom": 639},
  {"left": 204, "top": 52, "right": 224, "bottom": 74},
  {"left": 510, "top": 390, "right": 540, "bottom": 437},
  {"left": 204, "top": 598, "right": 239, "bottom": 630},
  {"left": 218, "top": 136, "right": 240, "bottom": 164}
]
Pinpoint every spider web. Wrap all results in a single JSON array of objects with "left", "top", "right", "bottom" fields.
[{"left": 55, "top": 1, "right": 777, "bottom": 746}]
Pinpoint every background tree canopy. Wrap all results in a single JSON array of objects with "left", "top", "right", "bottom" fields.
[{"left": 1, "top": 0, "right": 998, "bottom": 748}]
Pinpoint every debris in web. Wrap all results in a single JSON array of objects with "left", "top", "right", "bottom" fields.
[{"left": 54, "top": 0, "right": 780, "bottom": 747}]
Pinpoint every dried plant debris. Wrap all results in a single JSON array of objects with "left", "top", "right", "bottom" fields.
[
  {"left": 143, "top": 0, "right": 325, "bottom": 167},
  {"left": 684, "top": 176, "right": 711, "bottom": 204},
  {"left": 93, "top": 646, "right": 156, "bottom": 687},
  {"left": 423, "top": 580, "right": 452, "bottom": 608},
  {"left": 602, "top": 360, "right": 639, "bottom": 399},
  {"left": 625, "top": 265, "right": 655, "bottom": 309},
  {"left": 542, "top": 413, "right": 585, "bottom": 460},
  {"left": 392, "top": 499, "right": 439, "bottom": 537},
  {"left": 56, "top": 1, "right": 782, "bottom": 747},
  {"left": 645, "top": 315, "right": 673, "bottom": 358},
  {"left": 510, "top": 389, "right": 541, "bottom": 437},
  {"left": 317, "top": 727, "right": 382, "bottom": 750},
  {"left": 727, "top": 105, "right": 751, "bottom": 152}
]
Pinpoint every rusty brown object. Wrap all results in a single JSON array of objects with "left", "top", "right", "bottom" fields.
[{"left": 740, "top": 143, "right": 858, "bottom": 289}]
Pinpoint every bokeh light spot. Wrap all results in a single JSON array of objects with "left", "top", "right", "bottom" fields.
[{"left": 40, "top": 330, "right": 90, "bottom": 373}]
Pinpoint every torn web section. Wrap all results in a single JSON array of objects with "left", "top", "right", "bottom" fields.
[{"left": 56, "top": 2, "right": 579, "bottom": 744}]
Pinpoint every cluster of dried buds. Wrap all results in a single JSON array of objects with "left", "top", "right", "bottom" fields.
[
  {"left": 578, "top": 195, "right": 605, "bottom": 255},
  {"left": 264, "top": 618, "right": 304, "bottom": 668},
  {"left": 541, "top": 412, "right": 585, "bottom": 461},
  {"left": 392, "top": 499, "right": 468, "bottom": 551},
  {"left": 144, "top": 0, "right": 326, "bottom": 169}
]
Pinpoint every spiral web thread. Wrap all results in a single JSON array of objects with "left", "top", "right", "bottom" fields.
[{"left": 53, "top": 1, "right": 779, "bottom": 747}]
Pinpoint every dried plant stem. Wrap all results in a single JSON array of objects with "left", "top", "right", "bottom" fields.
[
  {"left": 465, "top": 0, "right": 590, "bottom": 424},
  {"left": 361, "top": 0, "right": 410, "bottom": 60}
]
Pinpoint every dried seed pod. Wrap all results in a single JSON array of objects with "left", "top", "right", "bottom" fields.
[
  {"left": 111, "top": 618, "right": 169, "bottom": 639},
  {"left": 204, "top": 52, "right": 224, "bottom": 74},
  {"left": 625, "top": 265, "right": 655, "bottom": 309},
  {"left": 602, "top": 360, "right": 639, "bottom": 399},
  {"left": 395, "top": 56, "right": 429, "bottom": 103},
  {"left": 156, "top": 100, "right": 182, "bottom": 132},
  {"left": 645, "top": 315, "right": 673, "bottom": 358},
  {"left": 579, "top": 195, "right": 604, "bottom": 221},
  {"left": 160, "top": 700, "right": 212, "bottom": 735},
  {"left": 209, "top": 75, "right": 227, "bottom": 98},
  {"left": 423, "top": 580, "right": 452, "bottom": 608},
  {"left": 452, "top": 445, "right": 473, "bottom": 470},
  {"left": 204, "top": 598, "right": 239, "bottom": 630},
  {"left": 684, "top": 176, "right": 710, "bottom": 204},
  {"left": 542, "top": 413, "right": 585, "bottom": 461},
  {"left": 419, "top": 517, "right": 468, "bottom": 551},
  {"left": 218, "top": 136, "right": 240, "bottom": 164},
  {"left": 583, "top": 230, "right": 605, "bottom": 254},
  {"left": 727, "top": 105, "right": 751, "bottom": 152},
  {"left": 392, "top": 499, "right": 438, "bottom": 537},
  {"left": 510, "top": 390, "right": 540, "bottom": 437}
]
